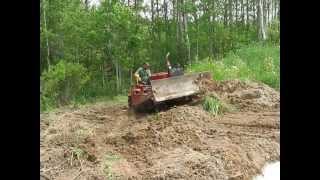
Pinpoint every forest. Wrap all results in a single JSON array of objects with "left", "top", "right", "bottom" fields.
[{"left": 40, "top": 0, "right": 280, "bottom": 111}]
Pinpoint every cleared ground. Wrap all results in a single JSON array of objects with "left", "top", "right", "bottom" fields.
[{"left": 40, "top": 80, "right": 280, "bottom": 180}]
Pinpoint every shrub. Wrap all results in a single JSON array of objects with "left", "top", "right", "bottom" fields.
[{"left": 41, "top": 60, "right": 90, "bottom": 111}]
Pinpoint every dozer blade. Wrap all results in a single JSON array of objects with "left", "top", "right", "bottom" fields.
[{"left": 151, "top": 72, "right": 211, "bottom": 103}]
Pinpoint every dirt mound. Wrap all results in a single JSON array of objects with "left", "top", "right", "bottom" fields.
[
  {"left": 41, "top": 80, "right": 280, "bottom": 180},
  {"left": 198, "top": 79, "right": 280, "bottom": 112}
]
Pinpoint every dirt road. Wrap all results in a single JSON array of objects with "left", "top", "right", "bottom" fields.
[{"left": 40, "top": 80, "right": 280, "bottom": 180}]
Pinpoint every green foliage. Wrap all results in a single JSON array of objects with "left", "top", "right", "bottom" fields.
[
  {"left": 268, "top": 20, "right": 280, "bottom": 44},
  {"left": 188, "top": 43, "right": 280, "bottom": 89},
  {"left": 41, "top": 61, "right": 90, "bottom": 111},
  {"left": 202, "top": 96, "right": 222, "bottom": 116}
]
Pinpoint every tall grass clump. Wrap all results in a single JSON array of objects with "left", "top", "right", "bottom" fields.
[{"left": 202, "top": 96, "right": 222, "bottom": 116}]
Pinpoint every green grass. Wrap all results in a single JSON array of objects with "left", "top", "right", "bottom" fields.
[
  {"left": 188, "top": 43, "right": 280, "bottom": 90},
  {"left": 202, "top": 96, "right": 222, "bottom": 116}
]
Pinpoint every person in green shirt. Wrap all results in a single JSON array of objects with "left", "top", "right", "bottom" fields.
[{"left": 134, "top": 62, "right": 151, "bottom": 85}]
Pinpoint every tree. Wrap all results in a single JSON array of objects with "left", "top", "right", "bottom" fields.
[{"left": 257, "top": 0, "right": 267, "bottom": 40}]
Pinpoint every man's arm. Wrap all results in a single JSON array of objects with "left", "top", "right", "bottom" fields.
[
  {"left": 147, "top": 69, "right": 151, "bottom": 76},
  {"left": 134, "top": 67, "right": 142, "bottom": 76},
  {"left": 134, "top": 67, "right": 142, "bottom": 84}
]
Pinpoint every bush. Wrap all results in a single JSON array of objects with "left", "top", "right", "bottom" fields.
[{"left": 41, "top": 60, "right": 90, "bottom": 111}]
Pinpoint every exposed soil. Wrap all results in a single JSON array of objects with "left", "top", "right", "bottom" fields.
[{"left": 40, "top": 79, "right": 280, "bottom": 180}]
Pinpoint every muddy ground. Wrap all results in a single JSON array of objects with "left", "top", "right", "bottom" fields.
[{"left": 40, "top": 80, "right": 280, "bottom": 180}]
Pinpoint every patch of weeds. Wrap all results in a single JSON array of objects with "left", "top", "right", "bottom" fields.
[
  {"left": 69, "top": 147, "right": 86, "bottom": 168},
  {"left": 202, "top": 96, "right": 223, "bottom": 116},
  {"left": 103, "top": 153, "right": 121, "bottom": 179}
]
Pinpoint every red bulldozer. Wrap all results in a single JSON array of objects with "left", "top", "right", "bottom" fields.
[{"left": 128, "top": 53, "right": 211, "bottom": 112}]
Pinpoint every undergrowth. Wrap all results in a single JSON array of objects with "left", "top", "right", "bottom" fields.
[{"left": 188, "top": 43, "right": 280, "bottom": 90}]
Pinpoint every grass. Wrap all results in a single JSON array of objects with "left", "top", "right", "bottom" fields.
[
  {"left": 188, "top": 43, "right": 280, "bottom": 90},
  {"left": 69, "top": 147, "right": 86, "bottom": 167},
  {"left": 202, "top": 96, "right": 222, "bottom": 116}
]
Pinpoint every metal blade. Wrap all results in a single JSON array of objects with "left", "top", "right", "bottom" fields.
[{"left": 151, "top": 72, "right": 211, "bottom": 102}]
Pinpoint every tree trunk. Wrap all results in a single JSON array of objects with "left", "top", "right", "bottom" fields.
[
  {"left": 263, "top": 0, "right": 267, "bottom": 27},
  {"left": 184, "top": 5, "right": 191, "bottom": 65},
  {"left": 101, "top": 63, "right": 105, "bottom": 88},
  {"left": 241, "top": 0, "right": 245, "bottom": 24},
  {"left": 191, "top": 0, "right": 198, "bottom": 62},
  {"left": 164, "top": 0, "right": 169, "bottom": 54},
  {"left": 273, "top": 0, "right": 277, "bottom": 20},
  {"left": 257, "top": 0, "right": 267, "bottom": 40},
  {"left": 151, "top": 0, "right": 154, "bottom": 22},
  {"left": 252, "top": 0, "right": 256, "bottom": 25},
  {"left": 224, "top": 1, "right": 228, "bottom": 26},
  {"left": 277, "top": 0, "right": 280, "bottom": 20},
  {"left": 228, "top": 0, "right": 233, "bottom": 25},
  {"left": 42, "top": 0, "right": 50, "bottom": 70},
  {"left": 266, "top": 0, "right": 270, "bottom": 27},
  {"left": 235, "top": 0, "right": 238, "bottom": 23},
  {"left": 115, "top": 60, "right": 119, "bottom": 93},
  {"left": 84, "top": 0, "right": 89, "bottom": 9},
  {"left": 246, "top": 0, "right": 249, "bottom": 25},
  {"left": 156, "top": 0, "right": 159, "bottom": 18},
  {"left": 119, "top": 65, "right": 122, "bottom": 91}
]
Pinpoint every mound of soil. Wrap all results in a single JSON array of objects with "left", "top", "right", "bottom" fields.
[{"left": 198, "top": 79, "right": 280, "bottom": 112}]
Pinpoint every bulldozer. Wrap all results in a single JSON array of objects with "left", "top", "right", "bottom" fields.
[{"left": 128, "top": 53, "right": 211, "bottom": 112}]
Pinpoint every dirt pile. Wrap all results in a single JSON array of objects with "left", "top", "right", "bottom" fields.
[{"left": 198, "top": 79, "right": 280, "bottom": 112}]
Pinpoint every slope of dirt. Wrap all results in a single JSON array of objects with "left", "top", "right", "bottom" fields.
[
  {"left": 40, "top": 80, "right": 280, "bottom": 180},
  {"left": 198, "top": 79, "right": 280, "bottom": 112}
]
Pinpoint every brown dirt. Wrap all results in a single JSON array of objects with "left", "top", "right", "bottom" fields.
[
  {"left": 197, "top": 79, "right": 280, "bottom": 112},
  {"left": 40, "top": 79, "right": 280, "bottom": 180}
]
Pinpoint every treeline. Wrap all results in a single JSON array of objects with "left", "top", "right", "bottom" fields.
[{"left": 40, "top": 0, "right": 279, "bottom": 111}]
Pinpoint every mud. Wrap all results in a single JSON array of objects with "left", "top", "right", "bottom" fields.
[{"left": 40, "top": 79, "right": 280, "bottom": 180}]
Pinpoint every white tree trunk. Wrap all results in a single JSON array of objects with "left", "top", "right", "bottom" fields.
[
  {"left": 257, "top": 0, "right": 267, "bottom": 40},
  {"left": 115, "top": 60, "right": 119, "bottom": 93},
  {"left": 102, "top": 62, "right": 105, "bottom": 88},
  {"left": 183, "top": 0, "right": 191, "bottom": 65},
  {"left": 42, "top": 0, "right": 50, "bottom": 70}
]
